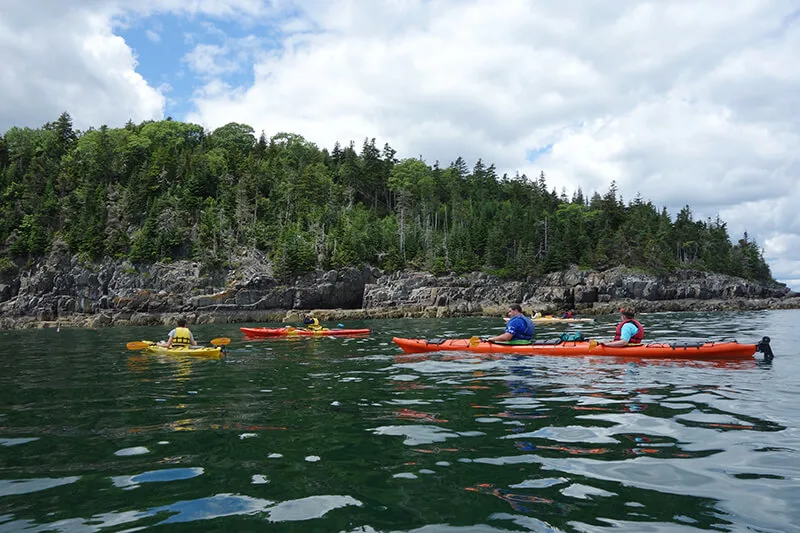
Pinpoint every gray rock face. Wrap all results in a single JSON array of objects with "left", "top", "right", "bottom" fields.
[
  {"left": 0, "top": 244, "right": 793, "bottom": 329},
  {"left": 0, "top": 244, "right": 380, "bottom": 328},
  {"left": 361, "top": 266, "right": 791, "bottom": 316},
  {"left": 294, "top": 268, "right": 380, "bottom": 309}
]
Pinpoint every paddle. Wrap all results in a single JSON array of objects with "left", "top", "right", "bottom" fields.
[
  {"left": 126, "top": 337, "right": 230, "bottom": 351},
  {"left": 126, "top": 341, "right": 153, "bottom": 350},
  {"left": 470, "top": 336, "right": 492, "bottom": 346}
]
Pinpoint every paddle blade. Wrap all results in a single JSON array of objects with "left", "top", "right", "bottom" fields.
[
  {"left": 126, "top": 341, "right": 151, "bottom": 351},
  {"left": 285, "top": 326, "right": 296, "bottom": 333},
  {"left": 210, "top": 337, "right": 231, "bottom": 346},
  {"left": 469, "top": 336, "right": 481, "bottom": 347},
  {"left": 588, "top": 339, "right": 598, "bottom": 349}
]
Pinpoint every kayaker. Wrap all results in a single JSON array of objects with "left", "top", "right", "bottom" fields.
[
  {"left": 600, "top": 308, "right": 644, "bottom": 347},
  {"left": 302, "top": 313, "right": 324, "bottom": 331},
  {"left": 162, "top": 318, "right": 198, "bottom": 348},
  {"left": 488, "top": 304, "right": 535, "bottom": 343},
  {"left": 561, "top": 310, "right": 575, "bottom": 319}
]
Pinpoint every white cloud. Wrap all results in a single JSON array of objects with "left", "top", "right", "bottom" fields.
[
  {"left": 0, "top": 0, "right": 281, "bottom": 132},
  {"left": 183, "top": 0, "right": 800, "bottom": 288},
  {"left": 0, "top": 3, "right": 164, "bottom": 131},
  {"left": 183, "top": 34, "right": 267, "bottom": 79},
  {"left": 184, "top": 43, "right": 236, "bottom": 77},
  {"left": 111, "top": 0, "right": 280, "bottom": 22},
  {"left": 3, "top": 0, "right": 800, "bottom": 289}
]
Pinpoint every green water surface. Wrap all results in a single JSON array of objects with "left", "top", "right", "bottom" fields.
[{"left": 1, "top": 310, "right": 799, "bottom": 532}]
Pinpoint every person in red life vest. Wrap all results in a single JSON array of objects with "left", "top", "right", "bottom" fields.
[
  {"left": 600, "top": 308, "right": 644, "bottom": 347},
  {"left": 561, "top": 310, "right": 575, "bottom": 319}
]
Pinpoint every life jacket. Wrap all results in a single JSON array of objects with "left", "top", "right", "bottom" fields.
[
  {"left": 172, "top": 327, "right": 192, "bottom": 347},
  {"left": 614, "top": 319, "right": 643, "bottom": 344},
  {"left": 508, "top": 315, "right": 535, "bottom": 341},
  {"left": 304, "top": 317, "right": 322, "bottom": 331}
]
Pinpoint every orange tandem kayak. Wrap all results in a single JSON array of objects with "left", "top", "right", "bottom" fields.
[
  {"left": 241, "top": 327, "right": 370, "bottom": 337},
  {"left": 392, "top": 336, "right": 773, "bottom": 361}
]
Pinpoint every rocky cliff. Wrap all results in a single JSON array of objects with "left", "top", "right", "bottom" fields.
[
  {"left": 0, "top": 241, "right": 796, "bottom": 329},
  {"left": 362, "top": 267, "right": 795, "bottom": 318},
  {"left": 0, "top": 241, "right": 380, "bottom": 328}
]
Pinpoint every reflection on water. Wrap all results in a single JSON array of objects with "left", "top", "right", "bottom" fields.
[{"left": 0, "top": 311, "right": 799, "bottom": 531}]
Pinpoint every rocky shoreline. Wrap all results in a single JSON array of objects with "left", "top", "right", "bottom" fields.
[
  {"left": 17, "top": 295, "right": 800, "bottom": 331},
  {"left": 1, "top": 243, "right": 797, "bottom": 329}
]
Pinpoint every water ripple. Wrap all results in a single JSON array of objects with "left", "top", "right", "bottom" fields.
[{"left": 0, "top": 477, "right": 80, "bottom": 497}]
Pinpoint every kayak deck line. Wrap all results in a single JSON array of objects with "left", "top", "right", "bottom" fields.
[{"left": 392, "top": 336, "right": 774, "bottom": 361}]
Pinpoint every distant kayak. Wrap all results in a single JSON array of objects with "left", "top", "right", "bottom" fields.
[
  {"left": 533, "top": 317, "right": 595, "bottom": 324},
  {"left": 140, "top": 342, "right": 224, "bottom": 358},
  {"left": 240, "top": 327, "right": 370, "bottom": 338},
  {"left": 504, "top": 316, "right": 594, "bottom": 324},
  {"left": 393, "top": 336, "right": 774, "bottom": 361}
]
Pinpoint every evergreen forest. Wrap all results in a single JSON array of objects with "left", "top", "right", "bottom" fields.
[{"left": 0, "top": 113, "right": 773, "bottom": 282}]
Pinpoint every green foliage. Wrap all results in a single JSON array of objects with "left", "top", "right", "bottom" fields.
[
  {"left": 272, "top": 224, "right": 316, "bottom": 280},
  {"left": 0, "top": 255, "right": 16, "bottom": 274},
  {"left": 0, "top": 115, "right": 775, "bottom": 283}
]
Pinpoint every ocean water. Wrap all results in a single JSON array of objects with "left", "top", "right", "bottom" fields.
[{"left": 0, "top": 310, "right": 798, "bottom": 532}]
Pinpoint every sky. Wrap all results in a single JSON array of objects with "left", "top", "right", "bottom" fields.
[{"left": 1, "top": 0, "right": 799, "bottom": 289}]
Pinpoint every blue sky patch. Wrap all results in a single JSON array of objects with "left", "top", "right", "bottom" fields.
[
  {"left": 117, "top": 12, "right": 290, "bottom": 120},
  {"left": 526, "top": 144, "right": 553, "bottom": 163}
]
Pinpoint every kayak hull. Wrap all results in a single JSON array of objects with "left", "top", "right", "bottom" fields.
[
  {"left": 241, "top": 327, "right": 370, "bottom": 338},
  {"left": 143, "top": 343, "right": 223, "bottom": 358},
  {"left": 392, "top": 337, "right": 761, "bottom": 360}
]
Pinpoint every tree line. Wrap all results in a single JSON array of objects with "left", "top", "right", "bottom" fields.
[{"left": 0, "top": 113, "right": 773, "bottom": 282}]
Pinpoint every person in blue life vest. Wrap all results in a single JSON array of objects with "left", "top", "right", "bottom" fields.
[
  {"left": 487, "top": 304, "right": 535, "bottom": 343},
  {"left": 162, "top": 318, "right": 198, "bottom": 348},
  {"left": 600, "top": 308, "right": 644, "bottom": 347},
  {"left": 302, "top": 313, "right": 324, "bottom": 331}
]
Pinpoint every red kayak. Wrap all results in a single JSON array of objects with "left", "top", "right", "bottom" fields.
[
  {"left": 241, "top": 326, "right": 370, "bottom": 337},
  {"left": 393, "top": 336, "right": 773, "bottom": 361}
]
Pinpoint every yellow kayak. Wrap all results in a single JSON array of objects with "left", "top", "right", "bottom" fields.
[{"left": 141, "top": 342, "right": 224, "bottom": 359}]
